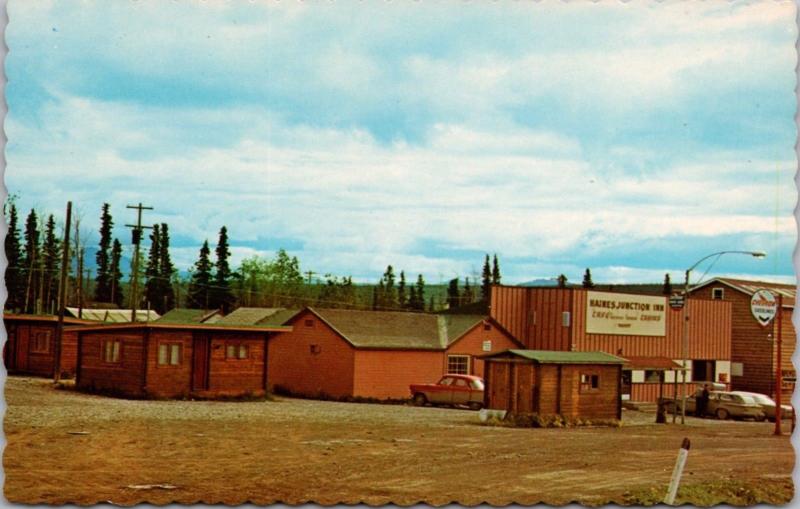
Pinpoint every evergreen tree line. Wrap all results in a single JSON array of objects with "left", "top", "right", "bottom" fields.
[{"left": 446, "top": 253, "right": 502, "bottom": 309}]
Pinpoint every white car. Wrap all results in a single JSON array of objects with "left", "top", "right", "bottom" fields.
[{"left": 730, "top": 391, "right": 793, "bottom": 422}]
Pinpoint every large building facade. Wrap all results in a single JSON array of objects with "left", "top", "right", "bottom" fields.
[{"left": 490, "top": 286, "right": 733, "bottom": 402}]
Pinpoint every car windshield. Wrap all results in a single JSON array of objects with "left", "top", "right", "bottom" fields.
[
  {"left": 734, "top": 394, "right": 756, "bottom": 405},
  {"left": 470, "top": 379, "right": 485, "bottom": 390},
  {"left": 748, "top": 394, "right": 774, "bottom": 405}
]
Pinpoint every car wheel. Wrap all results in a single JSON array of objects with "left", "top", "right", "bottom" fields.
[
  {"left": 412, "top": 393, "right": 428, "bottom": 407},
  {"left": 716, "top": 408, "right": 729, "bottom": 420},
  {"left": 468, "top": 402, "right": 483, "bottom": 411},
  {"left": 755, "top": 415, "right": 766, "bottom": 422}
]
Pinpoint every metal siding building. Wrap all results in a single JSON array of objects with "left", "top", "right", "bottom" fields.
[{"left": 490, "top": 286, "right": 733, "bottom": 402}]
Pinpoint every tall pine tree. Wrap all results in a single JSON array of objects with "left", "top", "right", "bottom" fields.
[
  {"left": 447, "top": 278, "right": 460, "bottom": 309},
  {"left": 159, "top": 223, "right": 175, "bottom": 312},
  {"left": 188, "top": 240, "right": 213, "bottom": 309},
  {"left": 462, "top": 277, "right": 474, "bottom": 305},
  {"left": 557, "top": 274, "right": 568, "bottom": 288},
  {"left": 663, "top": 273, "right": 673, "bottom": 295},
  {"left": 22, "top": 209, "right": 41, "bottom": 313},
  {"left": 41, "top": 215, "right": 61, "bottom": 313},
  {"left": 491, "top": 254, "right": 501, "bottom": 284},
  {"left": 210, "top": 226, "right": 234, "bottom": 312},
  {"left": 414, "top": 274, "right": 426, "bottom": 311},
  {"left": 398, "top": 270, "right": 407, "bottom": 309},
  {"left": 110, "top": 238, "right": 124, "bottom": 307},
  {"left": 582, "top": 268, "right": 594, "bottom": 289},
  {"left": 481, "top": 254, "right": 492, "bottom": 301},
  {"left": 94, "top": 203, "right": 114, "bottom": 302},
  {"left": 5, "top": 203, "right": 24, "bottom": 311},
  {"left": 144, "top": 224, "right": 162, "bottom": 312}
]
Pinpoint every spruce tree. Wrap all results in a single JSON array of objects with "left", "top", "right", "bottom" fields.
[
  {"left": 481, "top": 254, "right": 492, "bottom": 301},
  {"left": 5, "top": 203, "right": 24, "bottom": 311},
  {"left": 491, "top": 254, "right": 501, "bottom": 284},
  {"left": 41, "top": 215, "right": 61, "bottom": 312},
  {"left": 663, "top": 273, "right": 673, "bottom": 295},
  {"left": 557, "top": 274, "right": 568, "bottom": 288},
  {"left": 211, "top": 226, "right": 234, "bottom": 311},
  {"left": 22, "top": 209, "right": 41, "bottom": 313},
  {"left": 408, "top": 286, "right": 418, "bottom": 311},
  {"left": 144, "top": 224, "right": 162, "bottom": 311},
  {"left": 94, "top": 203, "right": 114, "bottom": 302},
  {"left": 462, "top": 277, "right": 474, "bottom": 305},
  {"left": 398, "top": 270, "right": 407, "bottom": 309},
  {"left": 188, "top": 240, "right": 213, "bottom": 309},
  {"left": 447, "top": 278, "right": 460, "bottom": 309},
  {"left": 382, "top": 265, "right": 397, "bottom": 308},
  {"left": 110, "top": 238, "right": 124, "bottom": 307},
  {"left": 159, "top": 223, "right": 175, "bottom": 312},
  {"left": 582, "top": 268, "right": 594, "bottom": 289},
  {"left": 414, "top": 274, "right": 426, "bottom": 311}
]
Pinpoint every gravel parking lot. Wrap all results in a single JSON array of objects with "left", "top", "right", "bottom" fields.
[{"left": 3, "top": 376, "right": 794, "bottom": 505}]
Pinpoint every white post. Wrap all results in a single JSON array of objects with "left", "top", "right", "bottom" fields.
[{"left": 664, "top": 438, "right": 691, "bottom": 505}]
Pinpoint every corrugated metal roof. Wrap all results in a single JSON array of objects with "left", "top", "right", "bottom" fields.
[
  {"left": 691, "top": 277, "right": 796, "bottom": 306},
  {"left": 66, "top": 308, "right": 160, "bottom": 323},
  {"left": 216, "top": 307, "right": 298, "bottom": 326},
  {"left": 157, "top": 308, "right": 219, "bottom": 323},
  {"left": 483, "top": 349, "right": 626, "bottom": 364}
]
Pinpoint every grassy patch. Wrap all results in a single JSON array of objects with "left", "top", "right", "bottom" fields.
[
  {"left": 620, "top": 478, "right": 794, "bottom": 506},
  {"left": 481, "top": 412, "right": 622, "bottom": 428}
]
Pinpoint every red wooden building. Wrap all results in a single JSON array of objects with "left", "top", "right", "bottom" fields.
[
  {"left": 490, "top": 286, "right": 733, "bottom": 402},
  {"left": 3, "top": 314, "right": 96, "bottom": 378},
  {"left": 74, "top": 322, "right": 290, "bottom": 399},
  {"left": 689, "top": 278, "right": 796, "bottom": 400},
  {"left": 482, "top": 349, "right": 626, "bottom": 420},
  {"left": 267, "top": 307, "right": 522, "bottom": 400}
]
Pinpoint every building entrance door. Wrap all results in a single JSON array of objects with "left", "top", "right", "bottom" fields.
[{"left": 192, "top": 334, "right": 210, "bottom": 391}]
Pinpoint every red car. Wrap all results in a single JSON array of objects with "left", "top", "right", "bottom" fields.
[{"left": 409, "top": 374, "right": 485, "bottom": 410}]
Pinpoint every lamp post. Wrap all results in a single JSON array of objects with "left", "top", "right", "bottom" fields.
[{"left": 679, "top": 250, "right": 766, "bottom": 424}]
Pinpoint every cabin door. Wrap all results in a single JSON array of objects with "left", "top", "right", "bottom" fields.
[{"left": 192, "top": 334, "right": 210, "bottom": 391}]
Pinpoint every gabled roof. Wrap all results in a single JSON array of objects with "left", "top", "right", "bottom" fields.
[
  {"left": 216, "top": 307, "right": 300, "bottom": 327},
  {"left": 66, "top": 308, "right": 161, "bottom": 323},
  {"left": 67, "top": 322, "right": 292, "bottom": 334},
  {"left": 690, "top": 278, "right": 796, "bottom": 307},
  {"left": 295, "top": 308, "right": 511, "bottom": 350},
  {"left": 3, "top": 313, "right": 98, "bottom": 325},
  {"left": 156, "top": 308, "right": 222, "bottom": 324},
  {"left": 481, "top": 349, "right": 626, "bottom": 365}
]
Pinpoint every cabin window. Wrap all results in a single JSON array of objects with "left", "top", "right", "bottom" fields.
[
  {"left": 103, "top": 340, "right": 121, "bottom": 364},
  {"left": 447, "top": 355, "right": 470, "bottom": 375},
  {"left": 304, "top": 319, "right": 314, "bottom": 327},
  {"left": 580, "top": 373, "right": 599, "bottom": 392},
  {"left": 30, "top": 331, "right": 51, "bottom": 354},
  {"left": 712, "top": 288, "right": 724, "bottom": 300},
  {"left": 158, "top": 343, "right": 182, "bottom": 366},
  {"left": 483, "top": 323, "right": 491, "bottom": 331},
  {"left": 310, "top": 344, "right": 322, "bottom": 354},
  {"left": 226, "top": 343, "right": 249, "bottom": 360},
  {"left": 644, "top": 370, "right": 661, "bottom": 383}
]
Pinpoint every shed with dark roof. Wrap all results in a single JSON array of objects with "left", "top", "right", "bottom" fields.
[
  {"left": 481, "top": 349, "right": 626, "bottom": 420},
  {"left": 267, "top": 307, "right": 523, "bottom": 400}
]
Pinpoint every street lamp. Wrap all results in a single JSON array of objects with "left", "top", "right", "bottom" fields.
[{"left": 678, "top": 250, "right": 766, "bottom": 424}]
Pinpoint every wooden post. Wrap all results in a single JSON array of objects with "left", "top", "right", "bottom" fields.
[
  {"left": 53, "top": 202, "right": 71, "bottom": 383},
  {"left": 774, "top": 294, "right": 783, "bottom": 435},
  {"left": 663, "top": 437, "right": 691, "bottom": 505}
]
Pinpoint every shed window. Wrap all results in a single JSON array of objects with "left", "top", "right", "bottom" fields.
[
  {"left": 304, "top": 319, "right": 314, "bottom": 327},
  {"left": 30, "top": 332, "right": 51, "bottom": 354},
  {"left": 158, "top": 343, "right": 182, "bottom": 366},
  {"left": 580, "top": 373, "right": 599, "bottom": 392},
  {"left": 712, "top": 288, "right": 724, "bottom": 300},
  {"left": 447, "top": 355, "right": 470, "bottom": 375},
  {"left": 310, "top": 344, "right": 322, "bottom": 354},
  {"left": 103, "top": 340, "right": 121, "bottom": 364},
  {"left": 226, "top": 343, "right": 249, "bottom": 360},
  {"left": 644, "top": 370, "right": 661, "bottom": 383}
]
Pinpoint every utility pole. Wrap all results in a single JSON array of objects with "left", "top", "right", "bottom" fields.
[
  {"left": 53, "top": 202, "right": 71, "bottom": 383},
  {"left": 125, "top": 203, "right": 153, "bottom": 322},
  {"left": 77, "top": 247, "right": 85, "bottom": 319},
  {"left": 305, "top": 270, "right": 317, "bottom": 285}
]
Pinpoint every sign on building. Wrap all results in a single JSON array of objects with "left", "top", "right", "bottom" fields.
[
  {"left": 750, "top": 289, "right": 778, "bottom": 327},
  {"left": 586, "top": 291, "right": 666, "bottom": 336}
]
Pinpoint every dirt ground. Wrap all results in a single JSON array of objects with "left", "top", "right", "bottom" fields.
[{"left": 3, "top": 376, "right": 795, "bottom": 506}]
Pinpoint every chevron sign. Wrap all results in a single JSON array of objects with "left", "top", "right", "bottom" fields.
[{"left": 750, "top": 289, "right": 778, "bottom": 327}]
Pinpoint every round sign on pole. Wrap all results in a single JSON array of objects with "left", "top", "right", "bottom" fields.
[{"left": 751, "top": 289, "right": 778, "bottom": 327}]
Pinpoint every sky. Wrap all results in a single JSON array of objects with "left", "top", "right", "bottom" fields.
[{"left": 4, "top": 1, "right": 798, "bottom": 287}]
